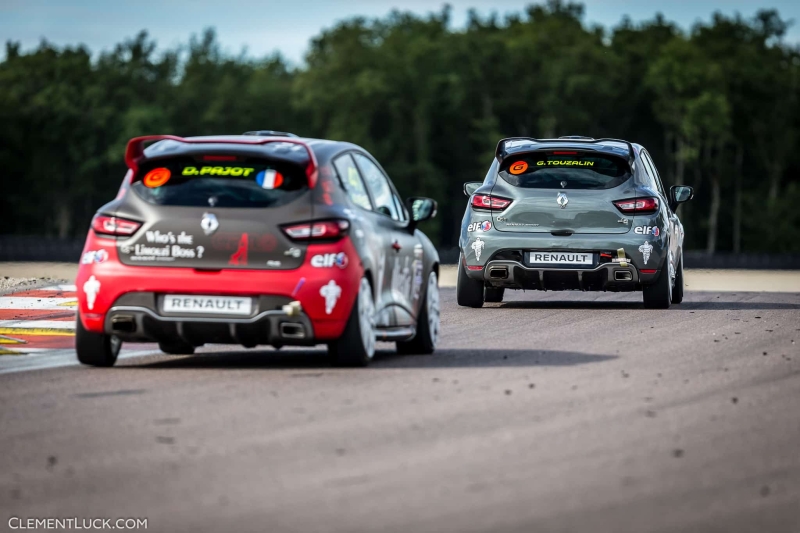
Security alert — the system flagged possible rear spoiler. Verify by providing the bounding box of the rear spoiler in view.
[124,135,319,188]
[495,137,635,166]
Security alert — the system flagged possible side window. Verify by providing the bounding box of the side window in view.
[638,151,659,192]
[333,154,372,211]
[391,193,407,222]
[353,153,400,221]
[642,150,668,198]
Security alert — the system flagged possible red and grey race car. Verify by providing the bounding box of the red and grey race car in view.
[76,131,440,367]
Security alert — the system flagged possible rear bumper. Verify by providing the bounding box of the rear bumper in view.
[459,228,668,289]
[105,303,316,346]
[76,236,362,344]
[480,259,654,291]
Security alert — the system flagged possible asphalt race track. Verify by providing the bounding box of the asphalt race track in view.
[1,288,799,533]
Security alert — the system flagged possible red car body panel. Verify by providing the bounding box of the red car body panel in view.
[76,232,363,341]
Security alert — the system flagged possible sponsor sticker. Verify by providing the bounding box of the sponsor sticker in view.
[145,230,194,245]
[228,234,249,266]
[81,250,108,264]
[509,161,528,175]
[467,221,492,232]
[391,256,412,298]
[310,252,349,269]
[83,275,100,310]
[470,237,485,261]
[284,247,302,258]
[639,241,653,264]
[143,167,171,188]
[320,280,342,315]
[634,226,660,237]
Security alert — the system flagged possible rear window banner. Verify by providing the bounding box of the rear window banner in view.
[500,153,629,190]
[132,159,306,208]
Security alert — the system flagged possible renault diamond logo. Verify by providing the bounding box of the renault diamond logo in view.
[201,213,219,235]
[556,192,569,209]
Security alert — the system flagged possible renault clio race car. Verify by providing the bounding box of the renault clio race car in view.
[76,131,440,367]
[457,136,693,309]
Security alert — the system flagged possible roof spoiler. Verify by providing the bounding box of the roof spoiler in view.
[124,135,319,188]
[495,137,635,165]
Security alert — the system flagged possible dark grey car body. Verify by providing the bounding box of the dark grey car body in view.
[94,134,439,347]
[458,137,693,308]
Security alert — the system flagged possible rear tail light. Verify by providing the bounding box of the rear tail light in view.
[282,219,350,241]
[471,194,512,211]
[91,215,142,236]
[613,197,659,215]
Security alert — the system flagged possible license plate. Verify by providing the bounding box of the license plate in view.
[162,295,253,315]
[527,252,593,266]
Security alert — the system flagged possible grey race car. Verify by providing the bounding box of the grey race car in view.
[457,136,694,309]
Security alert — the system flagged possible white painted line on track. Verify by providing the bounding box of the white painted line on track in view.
[0,297,78,309]
[38,285,77,292]
[0,348,158,375]
[0,320,76,330]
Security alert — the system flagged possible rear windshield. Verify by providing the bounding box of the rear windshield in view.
[499,153,630,189]
[132,157,307,208]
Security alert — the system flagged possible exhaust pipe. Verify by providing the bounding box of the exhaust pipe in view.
[615,271,633,281]
[489,267,508,279]
[110,315,136,333]
[279,322,306,339]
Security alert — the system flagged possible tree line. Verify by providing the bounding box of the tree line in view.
[1,1,798,252]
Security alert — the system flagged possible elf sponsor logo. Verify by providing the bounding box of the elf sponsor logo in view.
[467,221,492,232]
[634,226,660,236]
[311,252,348,269]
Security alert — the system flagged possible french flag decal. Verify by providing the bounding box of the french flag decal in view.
[256,169,284,189]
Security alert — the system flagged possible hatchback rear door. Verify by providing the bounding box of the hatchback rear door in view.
[115,143,314,270]
[491,151,635,235]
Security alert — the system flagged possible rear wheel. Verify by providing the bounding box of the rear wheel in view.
[328,277,376,367]
[484,287,505,303]
[671,252,684,304]
[643,258,672,309]
[76,314,121,367]
[457,255,484,308]
[397,271,440,355]
[158,341,195,355]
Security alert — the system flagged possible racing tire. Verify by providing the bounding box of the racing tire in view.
[397,270,440,355]
[484,287,505,303]
[457,255,484,308]
[671,252,684,304]
[158,341,195,355]
[643,260,672,309]
[76,314,121,367]
[328,276,376,367]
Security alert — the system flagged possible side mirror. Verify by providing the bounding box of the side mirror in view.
[669,185,694,211]
[463,182,482,196]
[405,197,437,228]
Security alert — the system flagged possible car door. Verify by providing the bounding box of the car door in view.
[641,149,681,271]
[352,152,417,327]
